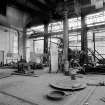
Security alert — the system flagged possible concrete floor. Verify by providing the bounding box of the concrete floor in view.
[0,68,105,105]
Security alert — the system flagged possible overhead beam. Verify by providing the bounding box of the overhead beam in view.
[28,24,105,38]
[8,0,48,16]
[38,0,46,4]
[29,0,50,11]
[44,0,55,8]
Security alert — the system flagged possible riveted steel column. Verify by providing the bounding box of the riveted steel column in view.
[43,23,48,63]
[93,32,96,62]
[22,28,26,60]
[18,28,26,60]
[81,16,88,64]
[63,10,69,72]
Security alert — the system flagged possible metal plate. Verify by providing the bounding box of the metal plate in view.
[50,79,86,91]
[47,91,65,100]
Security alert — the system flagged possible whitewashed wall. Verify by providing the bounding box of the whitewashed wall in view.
[26,39,33,62]
[0,26,17,63]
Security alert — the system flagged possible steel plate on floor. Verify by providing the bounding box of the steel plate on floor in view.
[47,91,65,100]
[50,79,86,91]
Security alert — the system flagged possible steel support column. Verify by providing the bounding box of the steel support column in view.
[81,16,88,64]
[23,28,26,60]
[93,32,96,62]
[63,10,69,72]
[18,28,26,60]
[43,23,48,63]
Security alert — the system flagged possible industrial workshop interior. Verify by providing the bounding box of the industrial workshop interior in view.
[1,0,105,105]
